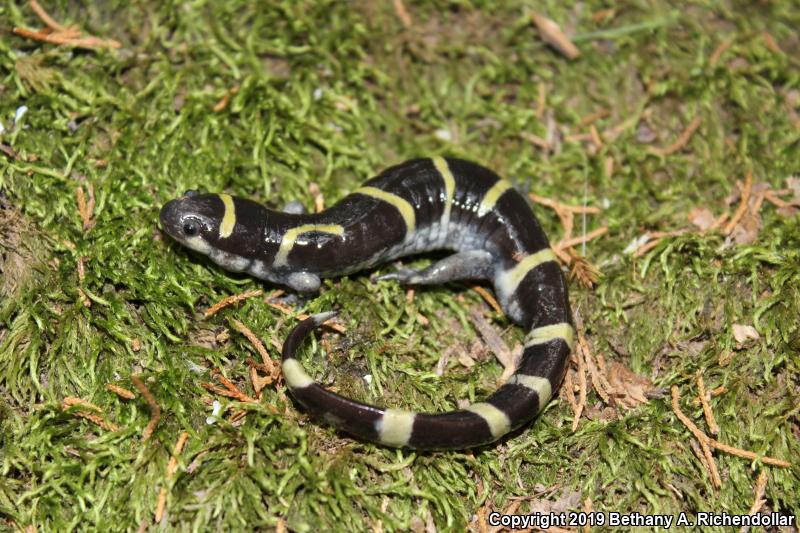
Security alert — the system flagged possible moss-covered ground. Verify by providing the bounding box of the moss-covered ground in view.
[1,1,798,531]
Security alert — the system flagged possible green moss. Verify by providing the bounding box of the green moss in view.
[1,0,798,530]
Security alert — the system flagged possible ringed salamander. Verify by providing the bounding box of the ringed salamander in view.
[160,157,574,450]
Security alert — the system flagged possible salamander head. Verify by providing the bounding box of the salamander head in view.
[160,191,268,271]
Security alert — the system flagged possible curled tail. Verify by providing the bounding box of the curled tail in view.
[281,311,574,450]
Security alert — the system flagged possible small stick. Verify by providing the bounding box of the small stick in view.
[470,285,504,316]
[632,230,688,258]
[520,132,550,149]
[30,0,68,32]
[580,333,611,404]
[763,190,789,208]
[695,371,719,434]
[583,498,592,533]
[106,383,136,400]
[132,375,161,441]
[604,156,614,178]
[671,386,721,487]
[531,12,580,59]
[564,370,578,421]
[573,338,587,431]
[212,86,239,112]
[580,108,609,126]
[392,0,413,28]
[739,471,768,533]
[709,439,790,468]
[535,83,547,118]
[709,38,734,67]
[75,185,91,230]
[204,289,263,318]
[708,212,729,231]
[761,32,782,54]
[673,386,791,469]
[266,302,347,333]
[155,431,189,524]
[556,226,608,251]
[589,124,603,149]
[692,385,727,405]
[212,370,258,403]
[230,318,275,373]
[13,26,120,49]
[529,194,601,214]
[468,309,513,369]
[647,116,702,157]
[62,397,119,432]
[308,182,325,213]
[63,396,103,412]
[724,171,753,235]
[77,256,86,281]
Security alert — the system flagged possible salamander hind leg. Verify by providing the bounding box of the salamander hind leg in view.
[282,200,308,214]
[378,250,495,285]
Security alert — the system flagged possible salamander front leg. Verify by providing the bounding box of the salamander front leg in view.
[286,271,321,293]
[378,250,495,285]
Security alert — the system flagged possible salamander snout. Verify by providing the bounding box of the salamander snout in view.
[159,194,221,254]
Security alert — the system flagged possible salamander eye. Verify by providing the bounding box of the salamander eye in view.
[182,220,200,236]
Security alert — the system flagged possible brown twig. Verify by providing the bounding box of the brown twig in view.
[30,0,69,32]
[692,385,727,405]
[573,339,587,431]
[556,226,608,251]
[724,171,753,235]
[230,318,275,372]
[761,32,782,55]
[529,194,601,215]
[564,370,578,422]
[580,108,609,126]
[589,124,603,149]
[528,192,604,284]
[671,386,721,488]
[75,183,95,231]
[308,182,325,213]
[266,302,347,333]
[211,370,257,403]
[632,230,688,257]
[155,431,189,524]
[14,5,121,51]
[580,333,612,404]
[392,0,413,28]
[710,439,790,468]
[132,375,161,441]
[468,309,513,369]
[695,371,719,435]
[531,12,580,59]
[672,386,791,478]
[740,471,768,533]
[212,86,239,112]
[204,289,263,318]
[647,116,702,157]
[536,83,547,118]
[709,38,734,67]
[470,285,504,315]
[62,396,119,432]
[106,383,135,400]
